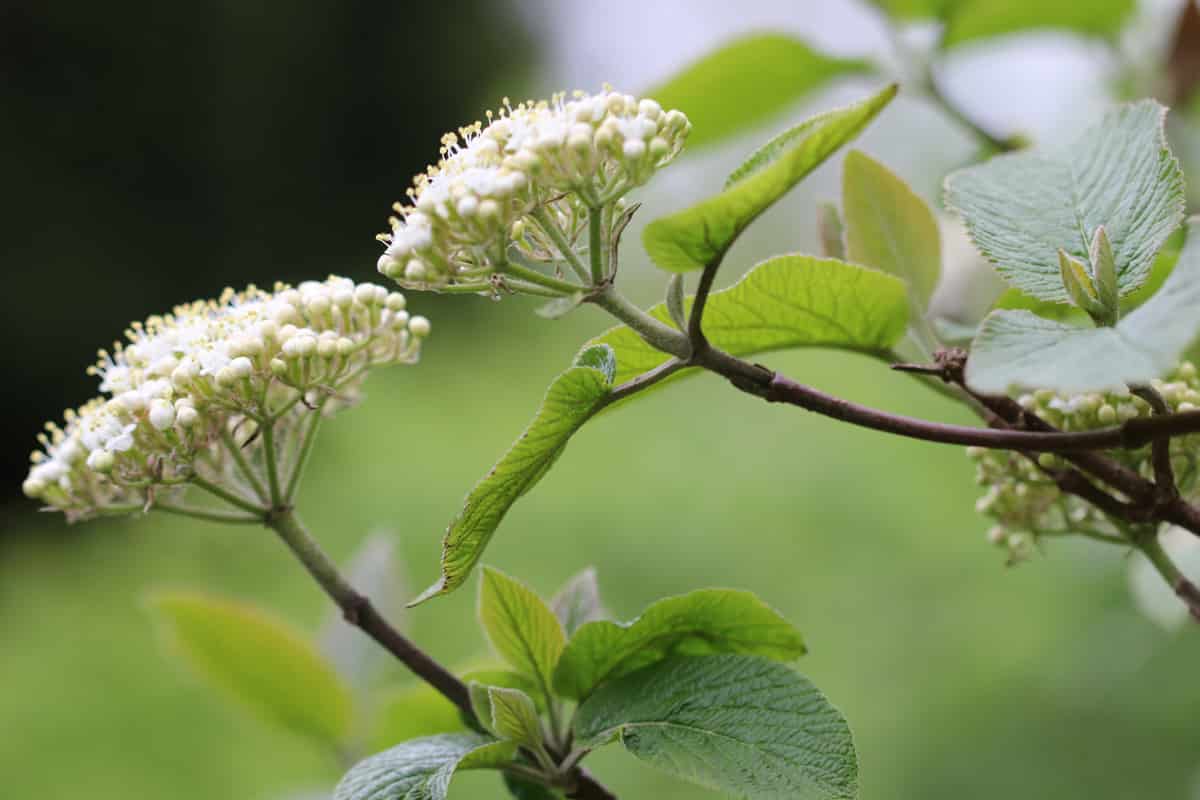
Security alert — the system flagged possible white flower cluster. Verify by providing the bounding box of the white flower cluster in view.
[24,276,429,520]
[969,362,1200,562]
[376,87,690,292]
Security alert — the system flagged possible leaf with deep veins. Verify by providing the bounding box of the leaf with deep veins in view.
[967,220,1200,393]
[946,100,1184,304]
[574,655,857,800]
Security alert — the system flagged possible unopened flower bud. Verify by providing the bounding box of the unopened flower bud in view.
[148,399,175,430]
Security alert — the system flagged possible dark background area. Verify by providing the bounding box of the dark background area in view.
[0,0,529,506]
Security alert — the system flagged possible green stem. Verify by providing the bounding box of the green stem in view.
[588,208,605,283]
[261,419,283,507]
[590,288,690,358]
[219,428,268,502]
[190,476,268,516]
[286,405,325,504]
[531,206,591,283]
[155,502,263,524]
[503,261,581,295]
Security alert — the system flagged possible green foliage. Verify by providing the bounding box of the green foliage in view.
[645,33,871,150]
[370,684,465,752]
[842,149,941,310]
[941,0,1136,48]
[967,222,1200,393]
[643,85,897,273]
[148,591,353,748]
[945,100,1184,303]
[334,733,516,800]
[869,0,1134,47]
[574,654,857,800]
[413,346,617,603]
[503,774,561,799]
[553,588,806,701]
[590,255,910,386]
[549,567,607,636]
[472,685,544,750]
[478,567,566,698]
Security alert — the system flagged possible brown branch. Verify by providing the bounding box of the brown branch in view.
[268,509,617,798]
[687,346,1200,538]
[1131,385,1179,502]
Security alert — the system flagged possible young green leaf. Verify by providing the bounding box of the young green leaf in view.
[645,33,872,150]
[553,588,806,701]
[334,733,516,800]
[479,567,566,698]
[1090,225,1119,322]
[483,686,544,751]
[945,100,1184,303]
[461,668,547,710]
[589,254,909,387]
[1057,248,1107,320]
[643,85,897,273]
[967,220,1200,393]
[941,0,1135,49]
[412,346,616,604]
[550,566,608,636]
[574,655,857,800]
[843,150,941,310]
[148,591,353,747]
[370,683,465,752]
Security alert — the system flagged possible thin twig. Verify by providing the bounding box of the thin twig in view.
[1131,385,1178,501]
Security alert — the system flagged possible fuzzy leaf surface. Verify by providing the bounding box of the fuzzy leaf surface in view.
[479,567,566,697]
[554,588,805,701]
[967,220,1200,393]
[413,347,616,604]
[334,733,516,800]
[574,655,857,800]
[945,100,1183,303]
[644,85,897,273]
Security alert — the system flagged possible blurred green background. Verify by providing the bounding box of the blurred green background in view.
[5,1,1200,798]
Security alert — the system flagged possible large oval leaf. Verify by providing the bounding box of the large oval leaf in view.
[149,591,353,746]
[574,654,857,800]
[945,100,1184,303]
[966,220,1200,393]
[643,85,897,273]
[553,588,806,701]
[590,254,909,387]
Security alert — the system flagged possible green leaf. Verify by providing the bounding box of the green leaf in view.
[842,149,941,309]
[644,85,897,273]
[550,567,608,636]
[370,683,464,752]
[460,668,546,710]
[553,588,806,701]
[413,346,616,604]
[484,686,544,750]
[966,220,1200,393]
[148,591,353,746]
[334,733,516,800]
[945,100,1184,303]
[941,0,1136,49]
[478,567,566,697]
[574,655,857,800]
[588,254,909,387]
[646,33,872,150]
